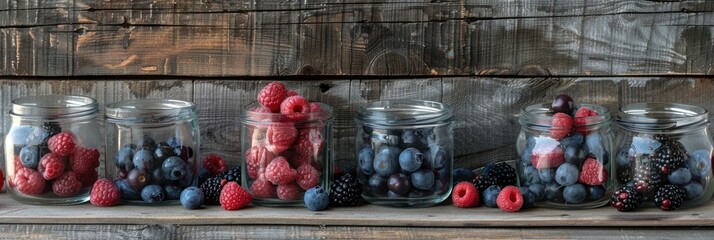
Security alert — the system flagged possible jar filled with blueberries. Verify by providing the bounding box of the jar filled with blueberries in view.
[105,99,200,205]
[517,95,614,209]
[356,99,453,207]
[4,95,102,205]
[611,103,714,212]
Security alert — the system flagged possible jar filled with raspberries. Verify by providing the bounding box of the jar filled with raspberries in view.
[355,99,454,207]
[4,95,102,205]
[612,103,713,212]
[517,95,614,209]
[240,82,333,206]
[105,99,200,205]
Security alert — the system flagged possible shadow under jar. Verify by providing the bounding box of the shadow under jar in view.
[105,99,200,205]
[4,95,101,205]
[517,103,614,209]
[356,99,454,208]
[614,103,714,209]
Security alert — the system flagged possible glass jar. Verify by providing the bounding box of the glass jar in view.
[516,103,614,209]
[4,95,101,205]
[105,99,200,205]
[240,102,333,207]
[614,103,713,208]
[355,99,454,207]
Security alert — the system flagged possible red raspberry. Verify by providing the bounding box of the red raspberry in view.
[280,96,311,122]
[530,138,565,170]
[78,169,99,188]
[203,154,228,176]
[497,186,524,212]
[47,132,76,156]
[220,181,253,210]
[69,146,100,174]
[250,178,277,198]
[550,113,573,140]
[257,81,288,112]
[286,90,298,97]
[38,153,66,180]
[276,182,302,200]
[265,123,298,154]
[250,126,267,148]
[579,158,607,185]
[265,156,297,185]
[287,152,311,169]
[249,106,282,122]
[452,182,480,208]
[13,155,22,173]
[90,178,120,207]
[295,128,324,160]
[574,107,599,135]
[52,171,82,197]
[309,102,322,113]
[296,164,321,190]
[14,168,46,195]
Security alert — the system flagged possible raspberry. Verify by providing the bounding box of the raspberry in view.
[574,107,599,135]
[287,151,311,169]
[250,178,277,198]
[295,128,324,159]
[249,106,282,122]
[530,138,565,170]
[496,186,524,212]
[309,103,322,113]
[38,153,66,180]
[265,123,298,154]
[296,164,321,190]
[280,96,311,121]
[277,182,302,200]
[452,182,480,208]
[265,156,297,185]
[246,146,275,180]
[69,146,100,174]
[257,81,288,112]
[78,169,99,188]
[550,113,573,140]
[579,158,607,185]
[90,178,120,207]
[14,167,46,195]
[220,181,253,210]
[286,90,298,97]
[13,155,22,173]
[52,171,82,197]
[202,154,228,176]
[47,132,76,156]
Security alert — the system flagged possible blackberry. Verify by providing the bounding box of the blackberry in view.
[472,175,494,193]
[329,174,362,207]
[199,177,223,205]
[610,185,641,212]
[481,162,516,187]
[632,158,662,199]
[654,184,685,211]
[219,167,241,184]
[42,122,61,139]
[651,140,686,174]
[617,166,633,183]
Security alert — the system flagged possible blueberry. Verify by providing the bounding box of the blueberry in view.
[520,147,533,167]
[358,147,375,175]
[141,184,166,203]
[116,145,136,171]
[483,185,501,208]
[585,132,605,160]
[115,179,141,200]
[373,149,399,177]
[684,182,704,200]
[520,186,536,208]
[616,147,634,167]
[152,168,166,185]
[368,175,388,194]
[7,125,35,145]
[687,150,711,179]
[538,168,556,184]
[132,149,155,171]
[545,182,564,202]
[162,156,187,181]
[137,135,157,152]
[128,169,149,191]
[563,184,586,204]
[523,166,541,185]
[388,173,411,195]
[154,142,175,163]
[180,187,204,209]
[164,185,183,200]
[668,168,692,185]
[564,145,586,166]
[588,185,605,201]
[304,186,329,211]
[410,169,435,190]
[425,145,447,170]
[19,145,39,168]
[555,163,579,186]
[561,133,584,148]
[401,129,427,149]
[452,168,476,184]
[399,148,424,173]
[166,136,183,148]
[631,135,661,156]
[174,146,194,161]
[528,183,545,201]
[175,169,195,188]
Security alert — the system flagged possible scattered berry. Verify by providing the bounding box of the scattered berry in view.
[330,174,363,207]
[452,182,479,208]
[654,184,685,211]
[202,154,228,177]
[277,182,302,200]
[265,157,297,185]
[180,187,205,209]
[220,182,252,210]
[452,168,476,184]
[280,95,311,121]
[90,179,120,207]
[199,176,224,205]
[483,185,501,208]
[219,167,242,184]
[52,171,82,197]
[304,186,329,211]
[38,153,65,180]
[550,113,573,140]
[258,81,288,112]
[496,186,523,212]
[610,185,641,212]
[47,132,76,156]
[69,146,100,174]
[578,158,607,186]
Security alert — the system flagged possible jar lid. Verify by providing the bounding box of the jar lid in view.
[356,99,453,127]
[105,99,196,123]
[10,95,98,119]
[616,102,709,133]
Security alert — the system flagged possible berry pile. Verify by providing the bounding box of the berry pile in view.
[519,95,609,205]
[612,134,710,211]
[112,134,196,203]
[453,162,532,212]
[244,81,328,202]
[7,123,100,198]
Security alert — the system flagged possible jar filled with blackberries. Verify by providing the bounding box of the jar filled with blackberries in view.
[611,103,713,212]
[105,99,200,205]
[516,95,614,209]
[355,99,454,207]
[4,95,102,205]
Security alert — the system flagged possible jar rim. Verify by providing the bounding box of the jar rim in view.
[105,99,196,123]
[10,95,98,119]
[616,102,709,132]
[519,103,611,130]
[240,102,334,124]
[356,99,453,127]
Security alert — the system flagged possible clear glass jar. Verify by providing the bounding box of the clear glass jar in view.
[614,103,713,208]
[240,102,333,207]
[105,99,200,205]
[516,103,614,209]
[4,95,101,205]
[355,99,454,207]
